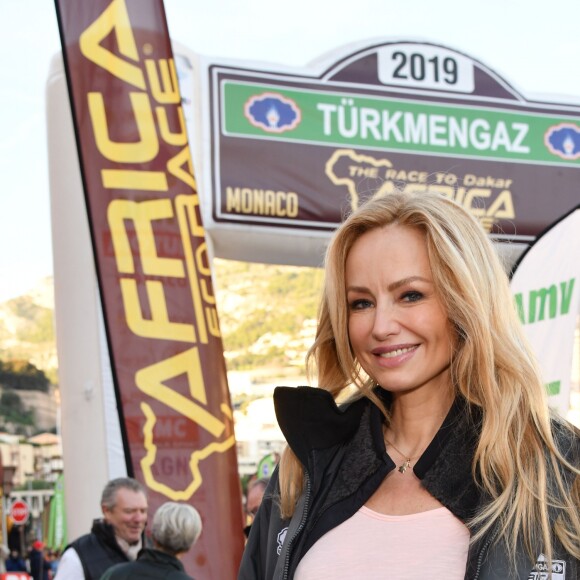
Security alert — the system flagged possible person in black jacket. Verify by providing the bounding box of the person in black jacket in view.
[239,191,580,579]
[100,501,203,580]
[29,541,50,580]
[55,477,148,580]
[5,549,27,572]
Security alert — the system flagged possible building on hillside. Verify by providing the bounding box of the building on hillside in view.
[28,432,63,483]
[0,432,63,486]
[0,432,64,546]
[0,433,34,486]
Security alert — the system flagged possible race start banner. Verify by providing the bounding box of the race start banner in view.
[53,1,245,577]
[510,205,580,418]
[195,40,580,266]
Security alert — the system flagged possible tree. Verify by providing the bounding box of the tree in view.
[0,360,50,392]
[0,390,35,426]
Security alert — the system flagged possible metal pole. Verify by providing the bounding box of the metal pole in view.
[19,524,25,557]
[1,492,5,548]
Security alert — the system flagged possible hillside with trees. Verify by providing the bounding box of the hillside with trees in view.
[213,258,324,371]
[0,262,324,432]
[0,277,57,383]
[0,360,55,435]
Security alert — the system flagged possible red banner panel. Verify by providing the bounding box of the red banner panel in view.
[53,1,245,576]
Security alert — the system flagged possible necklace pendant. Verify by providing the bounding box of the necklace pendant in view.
[398,459,411,474]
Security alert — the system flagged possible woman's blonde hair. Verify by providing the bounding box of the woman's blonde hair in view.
[279,190,580,565]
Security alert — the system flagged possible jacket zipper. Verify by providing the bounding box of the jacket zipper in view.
[281,475,312,580]
[473,528,498,580]
[473,538,491,580]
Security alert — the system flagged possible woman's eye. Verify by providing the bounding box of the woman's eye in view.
[349,299,372,310]
[402,291,423,302]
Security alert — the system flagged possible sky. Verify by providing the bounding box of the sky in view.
[2,0,580,303]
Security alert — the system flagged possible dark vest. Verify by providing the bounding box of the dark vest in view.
[68,519,129,580]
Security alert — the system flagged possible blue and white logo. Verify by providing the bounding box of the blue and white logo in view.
[244,93,301,133]
[544,123,580,160]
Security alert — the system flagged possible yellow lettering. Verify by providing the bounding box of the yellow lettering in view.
[166,146,197,190]
[145,58,180,104]
[89,92,158,162]
[121,278,196,342]
[223,187,299,217]
[464,188,491,216]
[287,192,299,217]
[136,348,224,435]
[195,244,220,338]
[157,106,188,146]
[108,198,184,276]
[486,190,515,219]
[205,308,220,338]
[265,190,275,214]
[276,192,285,216]
[226,187,240,212]
[102,169,168,191]
[176,196,208,343]
[79,0,145,89]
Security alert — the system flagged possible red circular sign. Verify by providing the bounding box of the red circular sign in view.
[10,500,30,524]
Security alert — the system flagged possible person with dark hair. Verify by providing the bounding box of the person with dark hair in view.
[47,549,61,577]
[239,191,580,579]
[100,502,202,580]
[29,541,50,580]
[55,477,148,580]
[244,477,270,538]
[5,549,27,572]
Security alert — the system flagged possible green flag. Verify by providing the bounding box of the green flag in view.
[256,453,278,478]
[47,474,67,551]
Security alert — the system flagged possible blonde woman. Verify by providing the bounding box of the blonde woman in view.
[238,191,580,579]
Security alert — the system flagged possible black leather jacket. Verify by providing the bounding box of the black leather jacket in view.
[239,386,579,580]
[100,549,193,580]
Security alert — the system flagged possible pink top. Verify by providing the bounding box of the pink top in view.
[294,506,470,579]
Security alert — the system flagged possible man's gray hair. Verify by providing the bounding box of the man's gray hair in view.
[101,477,147,510]
[151,502,202,555]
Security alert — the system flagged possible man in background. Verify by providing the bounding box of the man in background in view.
[243,477,270,538]
[101,502,202,580]
[55,477,148,580]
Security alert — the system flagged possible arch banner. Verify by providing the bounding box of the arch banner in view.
[195,40,580,268]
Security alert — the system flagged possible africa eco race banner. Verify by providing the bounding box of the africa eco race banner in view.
[510,205,580,418]
[53,1,245,577]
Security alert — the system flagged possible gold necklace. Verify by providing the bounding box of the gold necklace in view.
[384,438,420,474]
[383,407,449,474]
